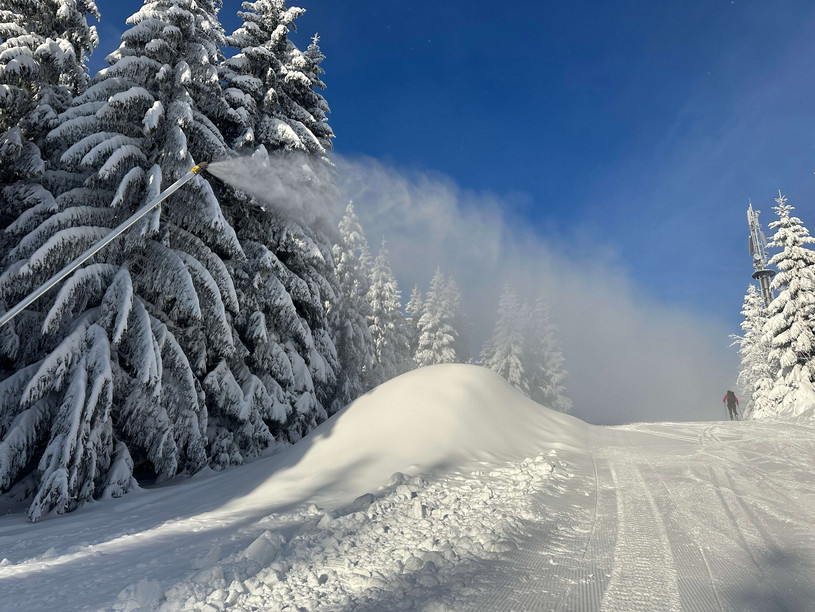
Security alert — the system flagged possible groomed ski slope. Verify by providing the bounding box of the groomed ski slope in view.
[1,364,814,610]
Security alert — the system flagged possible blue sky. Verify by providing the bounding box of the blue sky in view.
[88,1,815,420]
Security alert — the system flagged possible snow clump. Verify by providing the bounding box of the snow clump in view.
[121,452,562,611]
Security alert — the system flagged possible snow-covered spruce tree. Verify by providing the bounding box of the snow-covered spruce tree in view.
[481,285,530,395]
[331,202,374,408]
[760,192,815,417]
[415,267,460,366]
[280,33,334,154]
[263,207,342,433]
[0,0,270,520]
[733,284,774,419]
[219,150,342,441]
[0,0,98,134]
[367,240,411,385]
[404,285,423,362]
[222,0,315,156]
[218,0,340,439]
[0,0,99,304]
[527,292,572,412]
[445,273,470,364]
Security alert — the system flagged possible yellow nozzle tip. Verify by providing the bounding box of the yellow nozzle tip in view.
[191,162,209,174]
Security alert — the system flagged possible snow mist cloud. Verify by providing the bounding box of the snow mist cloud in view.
[334,155,738,425]
[207,149,341,228]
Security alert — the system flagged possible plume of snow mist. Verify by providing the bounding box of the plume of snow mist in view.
[333,155,738,426]
[206,147,341,227]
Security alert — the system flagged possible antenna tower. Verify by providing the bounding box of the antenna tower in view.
[747,201,775,308]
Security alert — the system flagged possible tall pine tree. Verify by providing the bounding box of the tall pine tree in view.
[481,285,529,394]
[733,284,773,419]
[445,274,470,364]
[367,240,411,385]
[527,292,572,413]
[405,285,423,362]
[331,203,374,407]
[415,267,460,366]
[219,0,340,440]
[762,192,815,417]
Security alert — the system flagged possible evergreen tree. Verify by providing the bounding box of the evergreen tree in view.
[444,274,470,363]
[415,267,459,366]
[405,285,423,361]
[0,0,99,283]
[527,293,572,412]
[367,240,411,385]
[219,0,340,439]
[331,203,374,407]
[222,1,307,153]
[733,284,774,419]
[481,285,529,394]
[0,0,253,520]
[280,33,334,155]
[762,192,815,417]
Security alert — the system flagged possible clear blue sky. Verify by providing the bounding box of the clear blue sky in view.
[91,0,815,334]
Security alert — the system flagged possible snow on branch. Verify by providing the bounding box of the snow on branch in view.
[110,165,145,208]
[41,263,118,334]
[96,144,147,182]
[18,225,110,278]
[168,225,239,313]
[140,240,202,322]
[176,250,234,357]
[9,206,116,261]
[60,131,115,166]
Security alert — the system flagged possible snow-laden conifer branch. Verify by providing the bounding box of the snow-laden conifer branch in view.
[41,263,118,334]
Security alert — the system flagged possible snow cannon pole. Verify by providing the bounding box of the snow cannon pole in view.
[0,162,210,330]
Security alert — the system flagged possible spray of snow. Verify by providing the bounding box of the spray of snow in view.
[333,155,738,425]
[206,147,341,227]
[205,149,737,424]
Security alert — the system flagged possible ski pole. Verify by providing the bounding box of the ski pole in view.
[0,163,209,330]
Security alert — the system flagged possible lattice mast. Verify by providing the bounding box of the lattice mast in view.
[747,201,775,308]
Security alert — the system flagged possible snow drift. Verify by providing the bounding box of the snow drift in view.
[223,363,589,513]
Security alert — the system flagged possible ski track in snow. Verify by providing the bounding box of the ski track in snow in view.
[3,420,815,610]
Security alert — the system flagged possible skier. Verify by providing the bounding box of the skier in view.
[723,390,739,421]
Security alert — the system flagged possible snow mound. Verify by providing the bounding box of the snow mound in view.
[228,364,588,512]
[322,363,586,463]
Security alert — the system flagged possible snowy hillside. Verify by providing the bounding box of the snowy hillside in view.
[2,364,815,611]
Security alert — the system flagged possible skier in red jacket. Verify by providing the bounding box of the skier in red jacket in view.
[723,390,739,421]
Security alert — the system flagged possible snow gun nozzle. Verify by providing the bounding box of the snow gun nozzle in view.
[190,161,209,174]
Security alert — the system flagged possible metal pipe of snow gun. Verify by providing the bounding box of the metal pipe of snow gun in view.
[0,162,210,330]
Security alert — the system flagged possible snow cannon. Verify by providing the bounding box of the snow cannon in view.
[0,162,211,329]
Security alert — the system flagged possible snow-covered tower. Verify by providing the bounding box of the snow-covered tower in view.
[747,202,775,308]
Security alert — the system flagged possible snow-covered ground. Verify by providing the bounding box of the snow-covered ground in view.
[1,364,814,610]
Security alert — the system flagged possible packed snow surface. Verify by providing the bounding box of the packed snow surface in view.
[2,364,815,610]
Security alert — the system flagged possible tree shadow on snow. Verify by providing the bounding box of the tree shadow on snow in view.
[729,548,815,612]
